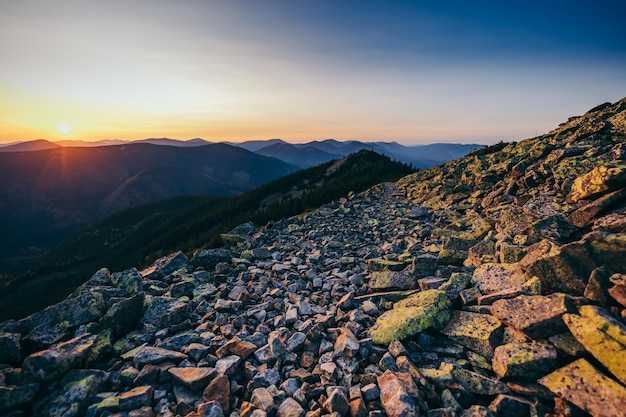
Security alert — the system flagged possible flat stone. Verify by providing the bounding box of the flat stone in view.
[579,304,626,346]
[490,294,575,339]
[563,313,626,385]
[370,269,415,290]
[539,358,626,417]
[368,258,406,272]
[451,365,510,396]
[471,263,528,295]
[22,333,98,382]
[169,367,216,390]
[492,342,558,379]
[215,336,257,359]
[133,346,187,367]
[370,290,451,345]
[119,385,153,411]
[202,374,230,414]
[140,250,191,279]
[441,310,503,358]
[568,187,626,227]
[377,370,419,417]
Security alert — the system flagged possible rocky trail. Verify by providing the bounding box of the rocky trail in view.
[1,98,626,417]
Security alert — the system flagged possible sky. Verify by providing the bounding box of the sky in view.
[1,0,625,145]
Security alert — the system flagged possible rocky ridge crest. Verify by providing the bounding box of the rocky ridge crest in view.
[1,98,626,417]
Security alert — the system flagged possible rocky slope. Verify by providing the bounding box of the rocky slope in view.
[1,98,626,417]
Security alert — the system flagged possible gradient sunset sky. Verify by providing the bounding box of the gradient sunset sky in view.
[1,1,625,145]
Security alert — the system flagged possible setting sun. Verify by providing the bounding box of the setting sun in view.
[57,123,71,135]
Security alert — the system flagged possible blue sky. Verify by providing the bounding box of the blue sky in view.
[1,0,625,144]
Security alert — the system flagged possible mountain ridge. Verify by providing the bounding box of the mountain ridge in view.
[1,98,625,416]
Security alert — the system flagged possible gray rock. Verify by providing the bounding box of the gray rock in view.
[132,346,187,367]
[140,250,191,280]
[22,333,98,382]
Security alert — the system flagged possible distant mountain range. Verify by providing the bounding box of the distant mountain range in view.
[0,142,295,270]
[0,138,484,169]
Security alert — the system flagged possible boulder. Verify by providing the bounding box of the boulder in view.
[132,346,187,367]
[370,290,451,345]
[441,310,503,358]
[471,263,528,295]
[492,342,558,379]
[566,164,626,203]
[32,369,106,417]
[491,294,575,340]
[169,367,216,390]
[140,250,192,279]
[22,333,98,382]
[539,359,626,417]
[563,313,626,384]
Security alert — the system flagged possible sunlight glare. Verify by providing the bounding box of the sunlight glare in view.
[57,123,72,134]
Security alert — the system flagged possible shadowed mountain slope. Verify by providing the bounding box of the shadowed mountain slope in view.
[0,150,415,320]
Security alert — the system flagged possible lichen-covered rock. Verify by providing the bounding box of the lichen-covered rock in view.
[0,383,39,414]
[568,187,626,227]
[539,359,626,417]
[566,164,626,203]
[102,292,144,338]
[492,342,558,379]
[579,304,626,346]
[370,290,451,345]
[369,269,415,290]
[563,313,626,384]
[32,369,106,417]
[191,247,235,269]
[22,333,98,382]
[584,231,626,273]
[368,258,406,272]
[490,293,575,339]
[471,263,528,295]
[111,267,144,295]
[451,365,510,396]
[520,241,593,295]
[441,310,503,358]
[141,296,190,329]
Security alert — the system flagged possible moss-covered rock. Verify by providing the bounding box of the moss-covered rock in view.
[369,270,415,290]
[22,333,98,382]
[539,359,626,417]
[368,258,406,272]
[32,369,106,417]
[563,313,626,385]
[0,383,39,414]
[370,290,451,345]
[492,342,558,379]
[441,310,503,359]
